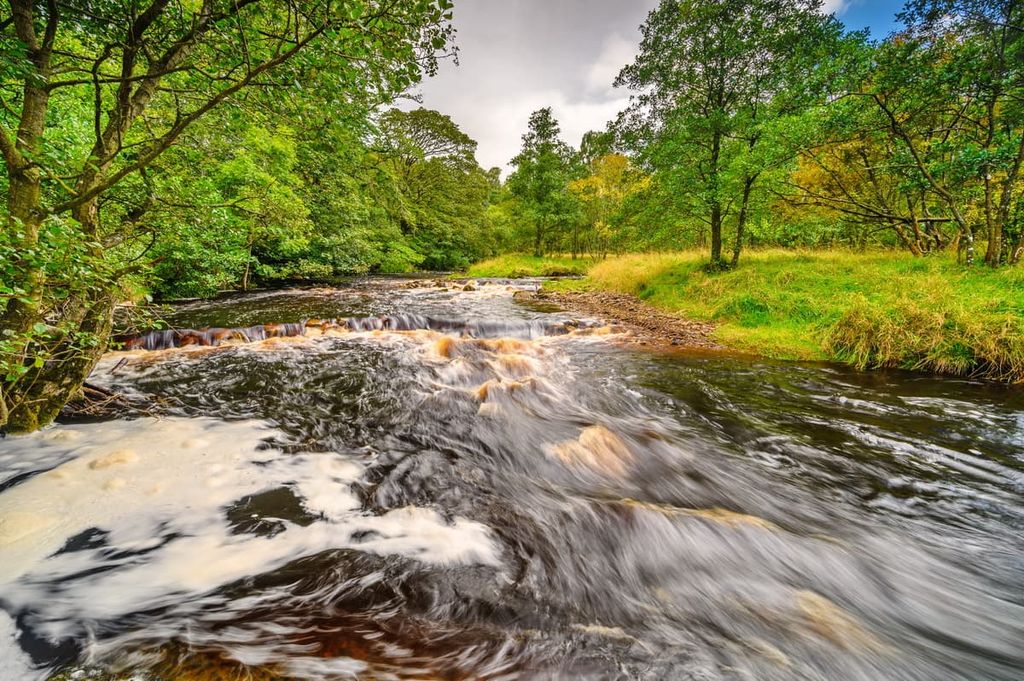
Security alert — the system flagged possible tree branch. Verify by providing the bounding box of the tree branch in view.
[50,19,333,215]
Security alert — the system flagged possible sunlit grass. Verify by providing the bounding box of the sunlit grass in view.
[472,249,1024,381]
[463,254,594,278]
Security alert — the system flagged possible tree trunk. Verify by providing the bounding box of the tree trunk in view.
[963,225,976,266]
[242,239,255,291]
[708,129,724,267]
[710,203,723,266]
[1,173,46,337]
[984,173,1000,266]
[994,134,1024,266]
[731,176,755,268]
[533,218,544,257]
[1,0,55,339]
[894,220,923,256]
[4,293,116,433]
[4,193,116,433]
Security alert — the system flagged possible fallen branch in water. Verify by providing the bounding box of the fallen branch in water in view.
[59,382,171,422]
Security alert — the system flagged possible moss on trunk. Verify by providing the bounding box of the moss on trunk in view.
[3,294,115,433]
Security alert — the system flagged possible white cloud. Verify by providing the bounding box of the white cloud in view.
[429,88,628,175]
[585,33,638,96]
[820,0,849,15]
[406,0,657,175]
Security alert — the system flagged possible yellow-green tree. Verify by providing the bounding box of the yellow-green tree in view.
[568,154,648,257]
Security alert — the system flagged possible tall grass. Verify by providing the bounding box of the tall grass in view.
[824,296,1024,381]
[481,249,1024,382]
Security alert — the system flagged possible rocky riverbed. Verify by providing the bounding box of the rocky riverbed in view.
[525,289,722,351]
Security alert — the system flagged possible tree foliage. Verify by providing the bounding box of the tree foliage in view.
[506,108,580,257]
[0,0,454,431]
[615,0,851,268]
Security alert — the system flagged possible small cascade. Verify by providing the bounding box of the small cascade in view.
[337,314,587,338]
[116,322,307,351]
[117,316,595,350]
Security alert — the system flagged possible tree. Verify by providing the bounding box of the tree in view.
[615,0,850,268]
[866,0,1023,265]
[578,129,616,167]
[569,153,648,257]
[789,125,963,255]
[375,107,495,268]
[507,108,579,257]
[786,0,1023,265]
[0,0,453,432]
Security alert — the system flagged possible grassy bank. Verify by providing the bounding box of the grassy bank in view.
[464,254,594,278]
[471,250,1024,382]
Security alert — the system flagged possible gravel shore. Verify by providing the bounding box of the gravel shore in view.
[530,289,723,351]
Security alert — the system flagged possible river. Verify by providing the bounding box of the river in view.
[1,279,1022,680]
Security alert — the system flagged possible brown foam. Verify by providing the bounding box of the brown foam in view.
[474,378,534,401]
[795,590,888,652]
[491,353,539,378]
[617,499,778,531]
[548,426,633,477]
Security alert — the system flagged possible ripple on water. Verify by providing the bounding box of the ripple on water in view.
[3,281,1024,680]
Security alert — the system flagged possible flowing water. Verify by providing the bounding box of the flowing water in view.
[1,280,1022,680]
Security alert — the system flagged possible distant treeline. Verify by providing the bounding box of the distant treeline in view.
[500,0,1023,270]
[140,105,505,298]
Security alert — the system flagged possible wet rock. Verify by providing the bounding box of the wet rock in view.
[547,425,634,477]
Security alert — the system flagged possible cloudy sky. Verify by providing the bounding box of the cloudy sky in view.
[407,1,904,175]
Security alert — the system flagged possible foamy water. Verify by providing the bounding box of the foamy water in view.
[0,416,501,678]
[2,280,1022,680]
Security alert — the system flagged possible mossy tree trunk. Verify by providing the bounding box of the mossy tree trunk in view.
[708,128,724,268]
[4,294,115,432]
[732,174,757,268]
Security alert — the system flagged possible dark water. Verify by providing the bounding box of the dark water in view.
[1,280,1022,680]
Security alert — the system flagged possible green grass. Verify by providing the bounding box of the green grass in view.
[463,254,594,278]
[474,250,1024,382]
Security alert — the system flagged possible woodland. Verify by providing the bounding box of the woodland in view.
[1,0,1022,430]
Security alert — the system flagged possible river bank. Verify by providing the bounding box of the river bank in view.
[466,250,1024,383]
[527,289,722,351]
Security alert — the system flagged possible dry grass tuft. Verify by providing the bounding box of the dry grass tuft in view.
[825,296,1024,382]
